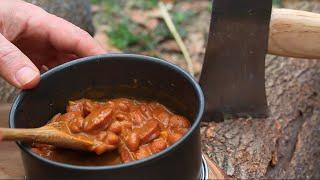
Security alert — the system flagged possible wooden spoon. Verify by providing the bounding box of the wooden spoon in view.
[0,121,116,154]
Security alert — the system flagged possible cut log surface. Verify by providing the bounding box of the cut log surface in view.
[202,56,320,179]
[201,2,320,179]
[0,104,25,179]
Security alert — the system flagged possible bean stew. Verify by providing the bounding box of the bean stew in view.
[31,98,191,166]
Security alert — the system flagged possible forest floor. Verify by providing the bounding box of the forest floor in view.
[91,0,284,78]
[91,0,222,79]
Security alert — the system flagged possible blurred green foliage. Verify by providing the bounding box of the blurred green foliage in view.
[132,0,158,9]
[107,18,156,51]
[173,10,194,24]
[107,19,139,49]
[91,0,102,4]
[91,0,195,51]
[153,10,193,40]
[272,0,282,6]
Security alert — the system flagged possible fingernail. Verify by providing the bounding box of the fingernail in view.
[15,66,38,86]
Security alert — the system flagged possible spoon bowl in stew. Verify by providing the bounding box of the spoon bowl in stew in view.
[9,54,204,180]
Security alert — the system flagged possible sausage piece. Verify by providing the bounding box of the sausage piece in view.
[137,119,160,144]
[108,121,122,134]
[84,100,104,114]
[104,131,120,145]
[96,131,108,141]
[150,138,167,153]
[67,99,105,117]
[154,111,170,129]
[125,132,140,152]
[119,143,136,163]
[135,144,152,160]
[113,98,130,112]
[83,108,113,131]
[131,110,145,127]
[167,132,183,145]
[57,112,84,133]
[67,100,85,115]
[68,115,84,133]
[168,115,190,128]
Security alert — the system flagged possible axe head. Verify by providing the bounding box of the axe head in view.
[199,0,272,121]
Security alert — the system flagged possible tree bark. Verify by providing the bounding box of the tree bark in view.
[202,2,320,179]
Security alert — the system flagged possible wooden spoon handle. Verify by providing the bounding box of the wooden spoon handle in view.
[269,9,320,59]
[0,127,93,151]
[0,127,45,142]
[0,127,116,153]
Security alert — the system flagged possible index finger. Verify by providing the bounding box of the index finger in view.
[43,14,105,57]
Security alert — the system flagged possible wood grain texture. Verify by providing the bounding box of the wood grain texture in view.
[0,104,10,127]
[0,103,24,179]
[0,142,25,179]
[269,8,320,59]
[0,126,109,152]
[204,154,227,180]
[202,54,320,179]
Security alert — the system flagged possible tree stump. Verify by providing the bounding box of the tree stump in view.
[201,2,320,179]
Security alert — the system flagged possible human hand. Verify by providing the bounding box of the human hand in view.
[0,0,105,89]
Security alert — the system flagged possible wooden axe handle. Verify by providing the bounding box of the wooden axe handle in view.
[269,9,320,59]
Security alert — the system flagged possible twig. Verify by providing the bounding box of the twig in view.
[158,2,194,76]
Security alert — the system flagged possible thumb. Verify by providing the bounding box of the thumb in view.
[0,33,40,89]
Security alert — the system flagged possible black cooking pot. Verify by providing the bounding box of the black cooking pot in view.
[9,54,204,180]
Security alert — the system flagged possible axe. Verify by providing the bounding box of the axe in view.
[200,0,320,121]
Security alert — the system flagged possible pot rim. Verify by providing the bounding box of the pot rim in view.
[9,53,204,171]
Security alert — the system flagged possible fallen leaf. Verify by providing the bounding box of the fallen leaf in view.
[158,40,180,52]
[193,60,202,76]
[129,9,160,30]
[91,5,103,14]
[94,30,121,52]
[161,52,187,70]
[179,1,210,13]
[162,0,176,3]
[186,32,205,56]
[147,9,161,18]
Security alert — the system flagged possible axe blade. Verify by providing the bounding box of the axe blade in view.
[200,0,272,121]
